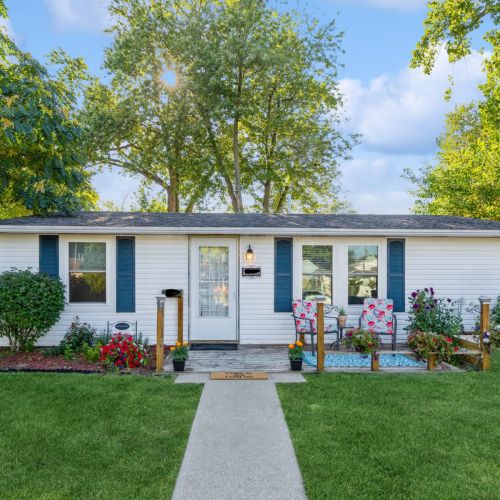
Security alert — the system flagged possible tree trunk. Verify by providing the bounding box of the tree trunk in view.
[263,180,271,213]
[232,113,243,212]
[168,167,179,212]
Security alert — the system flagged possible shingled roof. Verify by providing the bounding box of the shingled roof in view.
[1,212,500,231]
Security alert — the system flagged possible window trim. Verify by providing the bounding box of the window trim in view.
[347,244,379,305]
[60,236,113,307]
[301,243,334,305]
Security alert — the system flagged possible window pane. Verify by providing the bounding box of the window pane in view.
[199,246,229,317]
[348,245,378,275]
[69,242,106,271]
[69,272,106,302]
[348,245,378,304]
[302,245,332,304]
[302,246,332,274]
[348,276,378,304]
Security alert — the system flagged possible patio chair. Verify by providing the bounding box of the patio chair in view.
[292,299,339,354]
[358,298,397,350]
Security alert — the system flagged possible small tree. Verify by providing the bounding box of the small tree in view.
[0,269,65,351]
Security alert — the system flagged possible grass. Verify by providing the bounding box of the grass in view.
[277,353,500,500]
[0,373,202,499]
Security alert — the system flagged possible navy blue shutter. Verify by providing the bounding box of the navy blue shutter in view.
[274,239,293,312]
[116,237,135,313]
[39,235,59,278]
[387,239,405,312]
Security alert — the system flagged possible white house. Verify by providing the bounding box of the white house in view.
[0,212,499,347]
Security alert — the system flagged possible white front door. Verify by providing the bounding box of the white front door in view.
[189,238,238,341]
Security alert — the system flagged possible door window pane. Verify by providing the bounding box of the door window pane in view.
[199,246,229,317]
[348,245,378,304]
[302,245,333,304]
[69,242,106,303]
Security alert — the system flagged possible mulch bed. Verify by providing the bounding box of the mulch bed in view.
[0,347,162,375]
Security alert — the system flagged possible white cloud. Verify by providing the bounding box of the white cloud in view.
[44,0,111,32]
[339,50,486,155]
[339,150,428,214]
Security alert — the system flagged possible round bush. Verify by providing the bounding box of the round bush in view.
[0,268,66,351]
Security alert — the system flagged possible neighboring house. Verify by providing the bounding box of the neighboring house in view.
[0,212,499,347]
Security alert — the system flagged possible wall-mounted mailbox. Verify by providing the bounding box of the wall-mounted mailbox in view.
[162,288,183,298]
[242,266,261,277]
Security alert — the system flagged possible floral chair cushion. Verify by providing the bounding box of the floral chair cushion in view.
[292,299,336,334]
[360,298,394,334]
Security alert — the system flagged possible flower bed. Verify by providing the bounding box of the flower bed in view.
[0,346,159,375]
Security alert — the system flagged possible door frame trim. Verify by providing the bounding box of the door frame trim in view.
[188,235,240,343]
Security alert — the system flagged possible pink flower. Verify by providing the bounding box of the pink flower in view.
[386,304,393,310]
[368,304,376,310]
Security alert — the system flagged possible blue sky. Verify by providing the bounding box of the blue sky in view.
[3,0,486,213]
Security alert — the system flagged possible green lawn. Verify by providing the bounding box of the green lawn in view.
[0,373,202,499]
[278,353,500,500]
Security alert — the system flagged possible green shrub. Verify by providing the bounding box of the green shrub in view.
[82,342,100,363]
[0,268,65,351]
[60,316,97,353]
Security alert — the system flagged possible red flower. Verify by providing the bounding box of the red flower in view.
[454,347,459,352]
[368,321,375,327]
[368,304,375,310]
[445,337,453,343]
[386,304,393,310]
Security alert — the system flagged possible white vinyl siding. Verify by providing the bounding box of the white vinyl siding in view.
[1,232,500,347]
[404,237,500,333]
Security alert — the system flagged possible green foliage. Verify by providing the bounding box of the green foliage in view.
[407,288,463,336]
[408,0,499,220]
[63,343,75,361]
[0,269,65,351]
[82,342,101,363]
[0,7,97,215]
[83,0,354,213]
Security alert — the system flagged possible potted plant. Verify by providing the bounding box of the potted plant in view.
[288,341,304,371]
[337,306,347,328]
[169,342,189,371]
[342,328,380,356]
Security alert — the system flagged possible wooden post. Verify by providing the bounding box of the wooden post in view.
[156,296,166,374]
[427,353,437,371]
[317,299,325,373]
[371,351,380,371]
[478,297,491,354]
[177,292,184,344]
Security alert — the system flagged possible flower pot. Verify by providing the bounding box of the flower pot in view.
[338,315,347,328]
[290,359,303,371]
[173,360,186,372]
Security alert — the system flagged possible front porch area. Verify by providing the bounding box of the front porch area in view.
[163,344,435,373]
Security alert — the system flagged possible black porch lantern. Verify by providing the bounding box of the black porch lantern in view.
[245,244,255,263]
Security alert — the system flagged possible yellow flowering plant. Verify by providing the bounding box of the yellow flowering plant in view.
[169,341,189,361]
[288,341,304,361]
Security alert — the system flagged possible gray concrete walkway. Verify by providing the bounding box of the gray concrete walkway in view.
[172,379,307,500]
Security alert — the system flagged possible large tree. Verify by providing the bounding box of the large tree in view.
[86,0,353,213]
[408,0,499,219]
[0,4,96,216]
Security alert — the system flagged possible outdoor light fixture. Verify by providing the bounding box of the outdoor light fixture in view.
[245,244,255,263]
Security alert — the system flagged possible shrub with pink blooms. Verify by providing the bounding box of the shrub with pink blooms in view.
[99,333,148,370]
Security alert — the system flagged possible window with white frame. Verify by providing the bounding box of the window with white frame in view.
[302,245,333,304]
[348,245,378,304]
[69,242,106,303]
